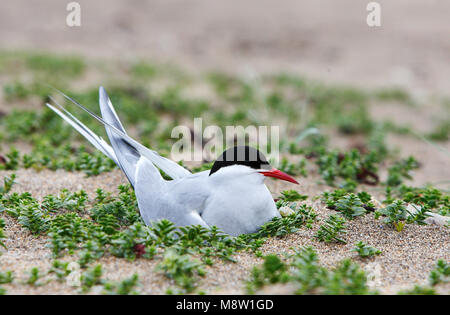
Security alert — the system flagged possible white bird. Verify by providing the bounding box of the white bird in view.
[46,87,299,236]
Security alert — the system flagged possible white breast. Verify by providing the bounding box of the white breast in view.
[200,166,280,236]
[137,163,280,236]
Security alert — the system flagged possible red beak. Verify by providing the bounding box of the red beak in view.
[259,168,299,184]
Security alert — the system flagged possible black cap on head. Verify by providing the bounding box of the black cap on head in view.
[209,146,271,176]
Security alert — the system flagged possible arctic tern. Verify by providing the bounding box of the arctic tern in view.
[46,87,299,236]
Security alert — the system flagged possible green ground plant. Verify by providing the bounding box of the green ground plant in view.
[278,190,308,202]
[48,260,71,282]
[102,273,140,295]
[386,156,420,187]
[0,270,13,294]
[429,260,449,286]
[375,200,408,232]
[156,249,205,293]
[315,215,347,243]
[392,185,449,216]
[0,175,318,293]
[398,259,449,295]
[352,241,381,258]
[80,264,103,292]
[0,270,13,285]
[26,267,41,286]
[247,246,375,295]
[331,193,367,219]
[0,218,6,249]
[0,51,448,294]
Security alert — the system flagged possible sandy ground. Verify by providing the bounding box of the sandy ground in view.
[0,168,449,294]
[0,0,449,95]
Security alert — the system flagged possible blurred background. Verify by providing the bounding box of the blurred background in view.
[1,0,449,93]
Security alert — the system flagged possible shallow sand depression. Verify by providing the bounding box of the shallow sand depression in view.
[0,168,448,295]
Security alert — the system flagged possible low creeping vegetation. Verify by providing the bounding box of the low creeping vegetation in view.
[246,246,376,295]
[0,145,117,176]
[315,215,347,244]
[250,203,317,240]
[386,157,420,187]
[0,270,14,295]
[0,51,438,190]
[26,267,42,286]
[429,260,449,286]
[0,262,140,295]
[247,247,449,295]
[323,185,448,231]
[352,241,381,258]
[386,185,449,217]
[80,264,103,293]
[0,218,6,250]
[277,190,308,203]
[0,177,316,293]
[375,200,409,232]
[102,273,140,295]
[0,174,17,251]
[315,149,380,187]
[374,199,434,232]
[0,52,448,295]
[398,260,449,295]
[322,189,376,217]
[157,249,206,293]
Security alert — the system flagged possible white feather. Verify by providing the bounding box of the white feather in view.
[46,102,118,164]
[47,87,282,236]
[52,86,191,180]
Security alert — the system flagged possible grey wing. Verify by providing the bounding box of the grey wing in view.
[134,157,209,228]
[47,87,205,228]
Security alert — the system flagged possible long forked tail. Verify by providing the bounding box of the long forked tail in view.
[46,87,191,186]
[46,100,118,165]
